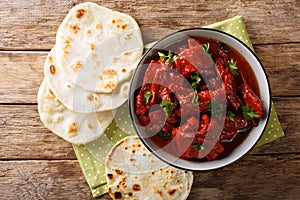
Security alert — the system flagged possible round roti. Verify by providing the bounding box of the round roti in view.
[37,79,114,144]
[55,2,143,93]
[105,136,194,200]
[44,47,130,113]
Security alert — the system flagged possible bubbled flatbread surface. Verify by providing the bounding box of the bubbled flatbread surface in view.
[105,136,194,200]
[37,79,114,144]
[55,2,143,93]
[44,47,130,113]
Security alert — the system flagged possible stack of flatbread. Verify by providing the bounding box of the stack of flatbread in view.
[38,3,194,199]
[38,2,143,144]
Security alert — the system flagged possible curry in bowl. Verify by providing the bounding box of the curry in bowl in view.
[129,28,270,170]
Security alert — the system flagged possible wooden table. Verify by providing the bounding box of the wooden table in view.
[0,0,299,199]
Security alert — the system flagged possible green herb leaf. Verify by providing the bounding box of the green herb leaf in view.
[191,72,201,89]
[158,51,177,67]
[228,58,238,75]
[192,90,199,106]
[158,52,166,60]
[202,43,213,59]
[157,131,172,141]
[207,101,225,118]
[192,143,205,151]
[144,91,152,104]
[190,72,201,106]
[227,111,236,121]
[241,105,260,120]
[160,99,174,118]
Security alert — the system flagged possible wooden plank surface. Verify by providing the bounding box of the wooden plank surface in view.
[0,105,75,160]
[0,0,299,199]
[0,51,45,104]
[0,154,299,199]
[0,0,299,50]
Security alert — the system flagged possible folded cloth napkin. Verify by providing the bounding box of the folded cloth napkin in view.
[72,16,284,197]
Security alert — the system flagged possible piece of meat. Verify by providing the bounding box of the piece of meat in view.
[220,115,250,141]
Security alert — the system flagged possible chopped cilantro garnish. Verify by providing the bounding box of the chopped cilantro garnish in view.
[192,143,205,151]
[158,51,178,67]
[227,111,236,121]
[202,43,213,59]
[160,99,174,118]
[228,58,238,75]
[144,91,152,104]
[190,72,201,106]
[241,105,259,120]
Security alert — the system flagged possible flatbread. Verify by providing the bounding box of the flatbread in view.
[44,47,130,113]
[37,79,114,144]
[55,2,143,93]
[105,136,194,200]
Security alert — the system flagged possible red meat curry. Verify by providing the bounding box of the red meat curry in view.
[135,37,264,161]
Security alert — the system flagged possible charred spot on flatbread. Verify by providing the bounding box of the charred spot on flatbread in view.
[122,85,128,93]
[124,52,132,56]
[125,33,133,40]
[168,189,177,196]
[87,93,98,102]
[76,9,86,19]
[69,24,80,34]
[112,18,128,30]
[71,60,82,72]
[68,122,78,135]
[114,191,122,199]
[96,23,102,29]
[86,29,92,35]
[47,88,55,100]
[115,169,123,175]
[104,81,117,90]
[132,184,141,191]
[90,43,96,50]
[156,190,163,197]
[88,123,94,130]
[107,173,114,180]
[49,65,56,75]
[62,37,72,55]
[103,69,117,78]
[48,56,53,63]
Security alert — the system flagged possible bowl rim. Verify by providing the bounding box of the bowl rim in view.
[128,27,272,171]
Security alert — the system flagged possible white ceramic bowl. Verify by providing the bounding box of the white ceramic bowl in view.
[129,28,271,171]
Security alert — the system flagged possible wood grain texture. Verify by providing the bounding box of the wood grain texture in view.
[0,51,46,104]
[0,0,299,50]
[0,160,94,200]
[254,44,300,97]
[0,154,299,199]
[0,43,299,104]
[0,0,74,50]
[0,105,75,160]
[0,97,298,160]
[251,97,300,154]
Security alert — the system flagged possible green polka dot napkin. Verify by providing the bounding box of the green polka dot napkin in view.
[72,16,284,197]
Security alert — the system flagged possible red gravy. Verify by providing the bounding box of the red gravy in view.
[135,37,263,161]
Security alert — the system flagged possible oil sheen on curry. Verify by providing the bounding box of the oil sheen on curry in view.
[135,37,264,161]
